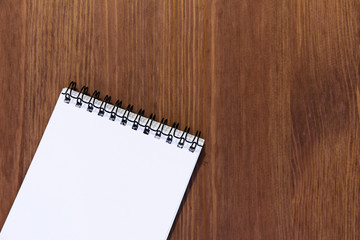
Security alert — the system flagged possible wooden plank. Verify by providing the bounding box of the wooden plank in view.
[0,0,359,239]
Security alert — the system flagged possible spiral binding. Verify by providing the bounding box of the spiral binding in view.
[63,82,203,152]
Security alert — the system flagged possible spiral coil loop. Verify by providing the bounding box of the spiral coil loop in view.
[166,122,179,144]
[98,95,111,117]
[75,86,88,108]
[121,105,134,126]
[64,82,76,103]
[63,81,203,151]
[143,113,156,135]
[87,90,100,112]
[110,100,122,121]
[177,127,190,149]
[155,118,168,139]
[132,109,145,130]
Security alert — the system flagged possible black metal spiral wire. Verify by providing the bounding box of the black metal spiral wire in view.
[63,81,203,151]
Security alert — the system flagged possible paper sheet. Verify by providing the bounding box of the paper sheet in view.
[0,90,202,240]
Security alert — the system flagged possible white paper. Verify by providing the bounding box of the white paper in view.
[0,90,203,240]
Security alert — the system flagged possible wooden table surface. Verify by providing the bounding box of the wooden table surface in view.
[1,1,359,239]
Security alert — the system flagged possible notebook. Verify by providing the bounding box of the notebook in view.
[0,82,204,240]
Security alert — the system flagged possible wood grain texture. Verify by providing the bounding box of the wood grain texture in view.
[0,0,359,239]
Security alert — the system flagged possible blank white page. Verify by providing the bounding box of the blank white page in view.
[0,90,203,240]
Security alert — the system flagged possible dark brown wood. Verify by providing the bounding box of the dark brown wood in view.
[0,0,359,239]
